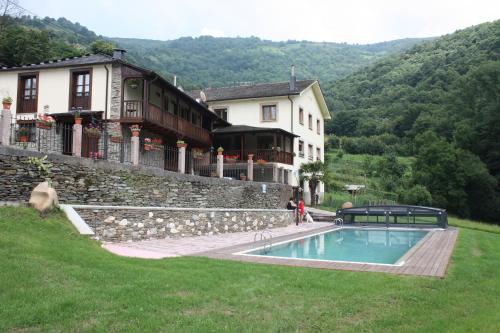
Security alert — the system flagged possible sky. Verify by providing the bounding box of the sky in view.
[20,0,500,44]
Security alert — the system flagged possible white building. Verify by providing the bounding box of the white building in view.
[189,66,331,203]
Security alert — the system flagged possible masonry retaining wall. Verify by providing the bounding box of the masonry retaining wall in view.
[75,205,293,242]
[0,146,292,209]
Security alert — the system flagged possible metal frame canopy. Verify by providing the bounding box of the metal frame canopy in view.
[336,205,448,228]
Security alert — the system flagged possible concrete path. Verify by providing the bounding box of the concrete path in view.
[103,222,331,259]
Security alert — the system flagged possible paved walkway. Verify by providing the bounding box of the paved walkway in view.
[103,222,331,259]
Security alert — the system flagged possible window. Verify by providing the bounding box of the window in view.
[261,104,277,121]
[298,140,304,157]
[308,144,313,160]
[308,114,313,130]
[214,107,228,121]
[299,107,304,125]
[317,119,321,135]
[316,148,321,161]
[70,70,91,110]
[191,111,201,126]
[17,74,38,113]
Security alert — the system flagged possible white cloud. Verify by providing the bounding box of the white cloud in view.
[21,0,500,43]
[200,27,226,37]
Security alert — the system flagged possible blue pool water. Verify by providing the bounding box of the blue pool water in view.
[246,228,429,265]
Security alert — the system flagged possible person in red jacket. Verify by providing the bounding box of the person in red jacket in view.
[298,198,305,224]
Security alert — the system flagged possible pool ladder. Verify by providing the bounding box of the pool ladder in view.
[254,230,273,253]
[334,218,344,229]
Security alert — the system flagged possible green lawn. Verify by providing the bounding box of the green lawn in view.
[1,207,500,332]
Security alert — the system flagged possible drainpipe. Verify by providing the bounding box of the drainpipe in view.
[104,64,110,159]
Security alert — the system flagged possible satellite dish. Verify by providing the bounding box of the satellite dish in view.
[200,91,207,102]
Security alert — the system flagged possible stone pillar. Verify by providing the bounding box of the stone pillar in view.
[247,154,254,181]
[279,167,285,184]
[177,143,187,174]
[72,123,82,157]
[0,108,12,146]
[130,126,141,166]
[272,164,279,182]
[217,152,224,178]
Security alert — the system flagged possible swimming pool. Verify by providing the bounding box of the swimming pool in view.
[241,228,430,265]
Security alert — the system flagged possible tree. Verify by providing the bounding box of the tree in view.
[90,39,115,56]
[299,161,330,207]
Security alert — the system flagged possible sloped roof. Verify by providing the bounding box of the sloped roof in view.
[0,54,115,71]
[188,80,316,102]
[212,125,298,137]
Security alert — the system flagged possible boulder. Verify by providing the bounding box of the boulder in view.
[29,181,59,213]
[342,201,353,209]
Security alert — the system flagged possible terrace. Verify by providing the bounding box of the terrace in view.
[119,75,225,147]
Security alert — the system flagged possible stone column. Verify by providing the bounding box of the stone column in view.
[130,126,141,166]
[272,164,279,182]
[247,154,254,181]
[0,108,12,146]
[177,143,187,174]
[72,121,82,157]
[217,152,224,178]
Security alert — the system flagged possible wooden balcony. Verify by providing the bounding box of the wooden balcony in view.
[224,149,294,165]
[120,100,211,146]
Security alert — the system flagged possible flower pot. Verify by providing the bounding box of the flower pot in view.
[177,143,187,148]
[131,130,140,137]
[2,102,12,110]
[36,122,52,130]
[240,176,247,181]
[144,144,152,151]
[20,135,28,143]
[74,117,82,125]
[110,136,122,143]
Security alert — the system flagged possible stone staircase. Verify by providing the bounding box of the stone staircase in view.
[307,207,336,223]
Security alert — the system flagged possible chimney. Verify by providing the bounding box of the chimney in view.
[290,64,296,91]
[112,48,126,60]
[173,75,177,87]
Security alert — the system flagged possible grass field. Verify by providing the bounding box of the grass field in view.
[1,207,500,332]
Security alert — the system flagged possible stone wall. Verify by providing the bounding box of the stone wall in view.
[0,146,292,208]
[75,206,293,242]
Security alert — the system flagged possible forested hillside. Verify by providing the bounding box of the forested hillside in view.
[327,20,500,221]
[112,36,427,94]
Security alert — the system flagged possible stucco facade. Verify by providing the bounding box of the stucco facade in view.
[0,64,112,118]
[207,81,330,203]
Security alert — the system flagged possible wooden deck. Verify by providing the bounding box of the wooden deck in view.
[198,227,459,278]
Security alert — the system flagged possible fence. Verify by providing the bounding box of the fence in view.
[10,119,73,155]
[5,117,286,184]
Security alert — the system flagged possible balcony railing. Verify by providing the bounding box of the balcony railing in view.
[121,100,211,145]
[224,149,294,165]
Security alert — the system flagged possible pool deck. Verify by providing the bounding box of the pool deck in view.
[197,226,459,278]
[103,223,458,278]
[103,222,331,259]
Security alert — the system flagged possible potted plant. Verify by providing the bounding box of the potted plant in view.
[18,127,29,142]
[73,110,82,125]
[36,113,55,129]
[192,148,204,159]
[84,124,102,138]
[130,124,141,137]
[217,146,224,155]
[257,159,267,165]
[151,138,163,150]
[110,135,123,143]
[2,96,12,110]
[128,78,140,89]
[144,138,153,151]
[240,173,247,181]
[225,154,238,163]
[177,140,187,148]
